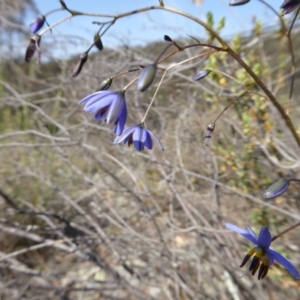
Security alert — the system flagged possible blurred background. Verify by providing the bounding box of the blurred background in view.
[1,0,300,299]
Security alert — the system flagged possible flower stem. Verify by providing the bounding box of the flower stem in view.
[272,222,300,241]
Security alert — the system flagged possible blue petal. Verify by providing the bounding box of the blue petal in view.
[225,223,258,245]
[149,131,164,151]
[263,178,290,199]
[114,104,127,136]
[144,131,153,149]
[84,93,114,112]
[78,91,103,105]
[134,140,144,151]
[106,93,125,124]
[133,126,146,143]
[257,226,272,248]
[113,126,136,144]
[267,248,300,278]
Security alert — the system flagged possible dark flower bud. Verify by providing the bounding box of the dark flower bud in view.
[96,78,112,91]
[263,178,290,199]
[94,33,104,51]
[281,0,300,15]
[30,15,45,34]
[164,35,173,42]
[72,52,88,77]
[60,0,68,9]
[193,69,211,81]
[25,35,41,63]
[205,122,215,146]
[137,64,157,92]
[229,0,250,6]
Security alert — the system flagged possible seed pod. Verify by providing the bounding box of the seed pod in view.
[263,178,290,199]
[25,35,41,62]
[137,64,157,92]
[72,52,88,77]
[96,78,113,91]
[94,33,104,51]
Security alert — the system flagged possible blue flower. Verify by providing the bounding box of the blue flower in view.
[79,91,127,136]
[225,223,299,280]
[114,124,164,151]
[30,15,45,34]
[281,0,300,14]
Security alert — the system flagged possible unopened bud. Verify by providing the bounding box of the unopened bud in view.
[137,64,157,92]
[229,0,250,6]
[263,178,290,199]
[72,52,88,77]
[30,15,45,34]
[96,78,112,91]
[205,122,215,146]
[193,69,211,81]
[164,35,173,42]
[94,33,104,51]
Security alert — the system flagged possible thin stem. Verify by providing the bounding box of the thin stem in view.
[39,14,72,36]
[214,91,248,123]
[44,8,63,17]
[111,68,141,80]
[123,77,139,91]
[141,50,217,123]
[272,222,300,241]
[154,43,175,64]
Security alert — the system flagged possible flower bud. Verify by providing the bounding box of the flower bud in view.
[193,69,211,81]
[25,35,41,62]
[72,52,88,77]
[229,0,250,6]
[137,64,157,92]
[94,33,104,51]
[30,15,45,34]
[205,122,215,146]
[164,35,173,42]
[96,78,112,91]
[263,178,290,199]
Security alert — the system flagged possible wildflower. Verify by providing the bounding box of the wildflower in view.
[225,223,299,280]
[30,15,45,34]
[280,0,300,14]
[72,52,88,77]
[79,90,127,136]
[193,70,211,81]
[263,178,290,199]
[229,0,250,5]
[114,124,164,151]
[137,64,157,92]
[25,35,41,63]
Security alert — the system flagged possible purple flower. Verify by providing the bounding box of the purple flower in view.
[114,124,164,151]
[281,0,300,14]
[79,91,127,136]
[226,223,299,280]
[30,15,45,34]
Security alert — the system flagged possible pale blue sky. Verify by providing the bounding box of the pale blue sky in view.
[27,0,286,53]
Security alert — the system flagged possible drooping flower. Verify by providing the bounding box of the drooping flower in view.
[30,15,45,34]
[193,70,211,81]
[79,90,127,136]
[229,0,250,5]
[137,64,157,92]
[225,223,299,280]
[280,0,300,14]
[114,123,164,151]
[25,35,41,63]
[263,178,290,199]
